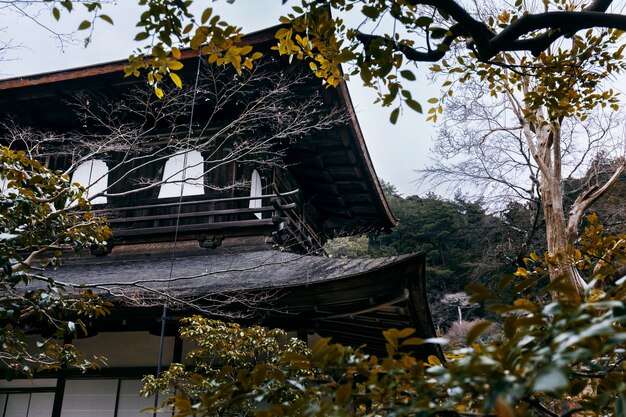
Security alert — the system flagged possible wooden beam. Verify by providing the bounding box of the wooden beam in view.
[114,218,277,237]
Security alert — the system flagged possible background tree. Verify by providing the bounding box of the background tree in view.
[415,1,626,296]
[327,175,626,330]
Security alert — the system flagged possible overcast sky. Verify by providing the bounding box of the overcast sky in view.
[0,0,441,197]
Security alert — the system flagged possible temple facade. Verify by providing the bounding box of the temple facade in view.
[0,26,440,417]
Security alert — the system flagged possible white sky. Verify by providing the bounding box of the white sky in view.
[0,0,440,197]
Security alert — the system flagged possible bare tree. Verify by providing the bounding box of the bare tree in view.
[0,61,345,373]
[421,66,626,296]
[4,61,344,202]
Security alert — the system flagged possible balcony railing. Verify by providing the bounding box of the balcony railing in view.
[89,188,323,253]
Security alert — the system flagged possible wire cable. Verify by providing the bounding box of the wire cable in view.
[153,49,204,416]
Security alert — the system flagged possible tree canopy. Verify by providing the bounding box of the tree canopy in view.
[6,0,626,120]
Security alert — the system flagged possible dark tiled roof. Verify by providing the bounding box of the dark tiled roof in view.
[40,244,442,360]
[46,245,408,296]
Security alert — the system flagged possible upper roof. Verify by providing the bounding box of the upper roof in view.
[0,25,397,235]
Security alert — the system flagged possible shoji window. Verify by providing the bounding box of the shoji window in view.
[158,150,205,198]
[71,160,108,205]
[0,378,156,417]
[60,379,157,417]
[0,379,56,417]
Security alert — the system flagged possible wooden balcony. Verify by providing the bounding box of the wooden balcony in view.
[91,188,324,253]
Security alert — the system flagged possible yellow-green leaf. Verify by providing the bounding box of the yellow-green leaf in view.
[427,355,442,366]
[169,72,182,88]
[397,328,416,338]
[335,383,352,405]
[167,60,184,71]
[239,45,253,55]
[400,337,424,346]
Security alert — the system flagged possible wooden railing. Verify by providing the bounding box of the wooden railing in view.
[89,189,324,252]
[270,185,324,253]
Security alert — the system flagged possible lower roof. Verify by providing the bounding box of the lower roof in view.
[43,242,441,359]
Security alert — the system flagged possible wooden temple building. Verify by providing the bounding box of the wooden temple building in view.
[0,26,440,417]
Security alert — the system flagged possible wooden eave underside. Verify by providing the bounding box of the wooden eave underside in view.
[0,25,397,236]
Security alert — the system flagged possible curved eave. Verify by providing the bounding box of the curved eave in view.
[335,80,398,228]
[44,246,441,359]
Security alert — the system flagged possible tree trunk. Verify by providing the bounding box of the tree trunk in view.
[540,174,587,298]
[538,123,587,299]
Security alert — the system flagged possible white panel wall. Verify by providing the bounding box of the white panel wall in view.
[158,150,205,198]
[249,169,263,219]
[60,380,117,417]
[71,160,108,205]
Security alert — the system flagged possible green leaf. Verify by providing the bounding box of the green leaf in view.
[201,7,212,24]
[78,20,91,30]
[361,6,379,19]
[532,367,569,394]
[616,395,626,417]
[135,32,150,41]
[99,14,113,25]
[415,16,434,26]
[389,107,400,124]
[400,70,416,81]
[335,383,352,405]
[405,99,422,113]
[52,7,61,21]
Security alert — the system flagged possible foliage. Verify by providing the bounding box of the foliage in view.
[142,317,310,416]
[326,175,626,329]
[13,1,626,121]
[0,146,112,375]
[324,236,370,259]
[444,319,501,348]
[148,214,626,417]
[368,191,509,297]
